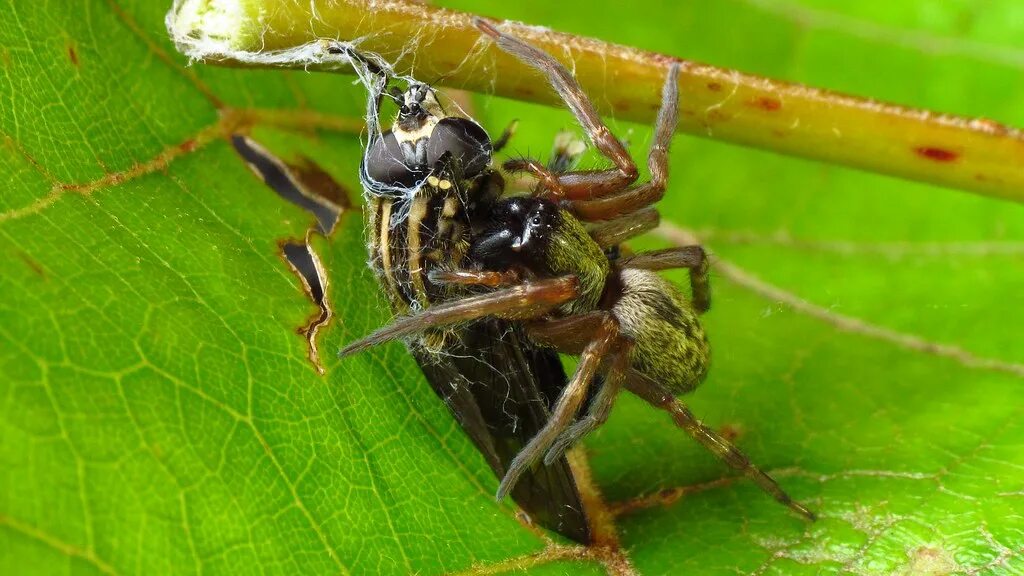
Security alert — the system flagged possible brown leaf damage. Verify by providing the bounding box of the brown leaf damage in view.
[66,42,79,67]
[231,135,348,235]
[231,134,357,374]
[280,238,333,375]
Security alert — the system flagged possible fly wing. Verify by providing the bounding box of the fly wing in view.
[413,319,591,544]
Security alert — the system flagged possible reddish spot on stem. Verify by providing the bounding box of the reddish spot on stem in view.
[516,85,536,97]
[706,109,729,123]
[706,82,722,92]
[915,147,959,163]
[179,138,197,153]
[749,96,782,112]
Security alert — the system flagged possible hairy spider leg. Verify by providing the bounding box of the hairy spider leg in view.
[570,63,680,220]
[543,339,631,465]
[482,27,678,215]
[496,58,681,219]
[587,208,661,249]
[424,262,809,518]
[625,371,817,521]
[495,314,623,500]
[618,246,711,313]
[427,268,521,288]
[475,18,639,198]
[338,276,579,358]
[502,157,568,197]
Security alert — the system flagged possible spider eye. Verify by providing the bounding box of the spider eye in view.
[530,216,542,226]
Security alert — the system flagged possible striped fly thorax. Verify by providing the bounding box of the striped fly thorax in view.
[366,172,472,313]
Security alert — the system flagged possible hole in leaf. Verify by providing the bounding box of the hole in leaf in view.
[280,239,332,375]
[231,135,347,234]
[232,135,354,374]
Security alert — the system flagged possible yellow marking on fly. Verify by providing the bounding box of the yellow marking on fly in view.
[421,330,451,355]
[377,200,407,312]
[454,236,469,259]
[436,217,451,238]
[449,221,467,244]
[406,194,431,307]
[427,175,440,187]
[442,197,459,218]
[394,115,440,145]
[366,197,381,262]
[437,195,458,237]
[438,179,452,190]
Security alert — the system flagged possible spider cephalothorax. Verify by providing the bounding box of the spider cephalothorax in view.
[342,18,816,524]
[471,196,608,315]
[472,195,710,394]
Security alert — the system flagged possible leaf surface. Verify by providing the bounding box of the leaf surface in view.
[2,1,1023,575]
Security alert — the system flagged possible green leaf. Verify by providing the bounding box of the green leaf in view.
[2,1,1022,575]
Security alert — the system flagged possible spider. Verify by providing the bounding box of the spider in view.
[340,19,816,522]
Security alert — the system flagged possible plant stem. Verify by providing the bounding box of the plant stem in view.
[168,0,1024,201]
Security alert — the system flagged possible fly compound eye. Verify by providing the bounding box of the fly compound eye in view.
[426,118,492,178]
[364,130,423,187]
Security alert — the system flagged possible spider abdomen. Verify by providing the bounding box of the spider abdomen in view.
[613,268,710,395]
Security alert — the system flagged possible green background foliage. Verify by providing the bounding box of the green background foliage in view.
[2,0,1023,574]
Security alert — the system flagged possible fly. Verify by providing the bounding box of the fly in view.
[334,44,592,543]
